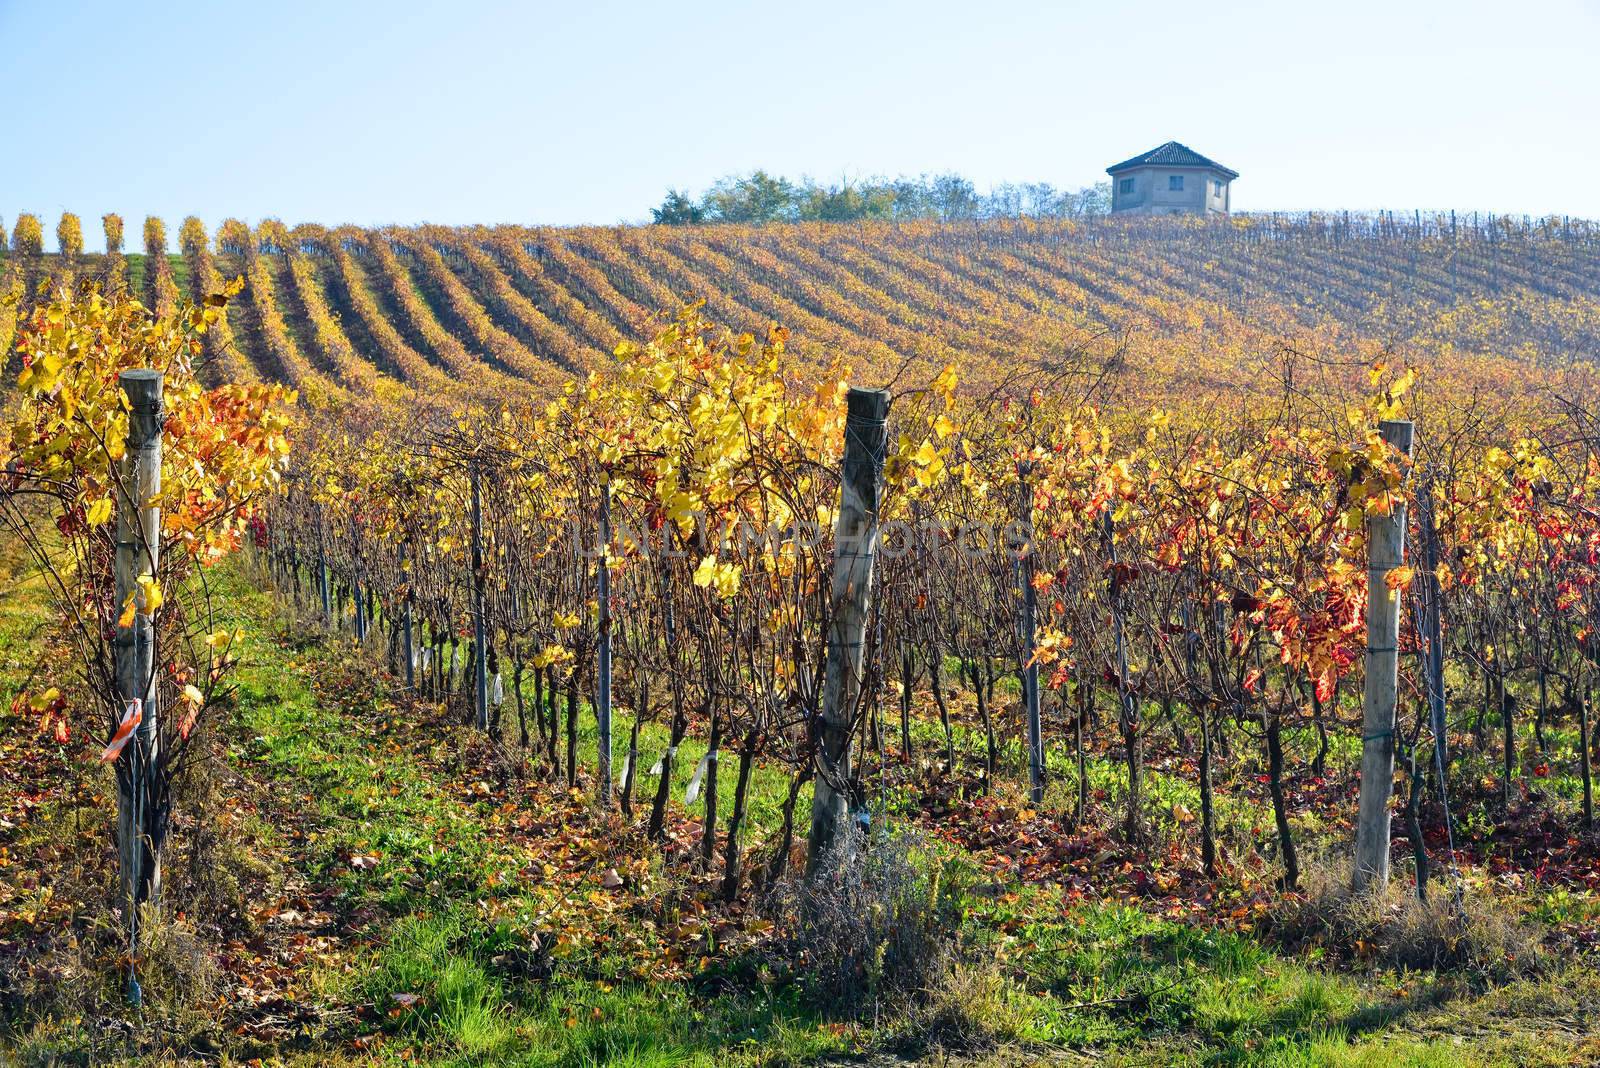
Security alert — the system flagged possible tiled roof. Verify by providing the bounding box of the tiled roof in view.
[1106,141,1238,179]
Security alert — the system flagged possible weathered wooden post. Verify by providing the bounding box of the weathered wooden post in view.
[351,517,369,642]
[1412,482,1451,901]
[1581,682,1594,831]
[113,369,164,999]
[1417,488,1447,771]
[401,538,415,690]
[1353,419,1415,893]
[1017,461,1044,805]
[469,461,489,731]
[596,481,613,804]
[1104,511,1140,843]
[316,506,332,619]
[806,387,890,875]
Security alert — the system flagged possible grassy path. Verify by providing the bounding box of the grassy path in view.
[213,566,1600,1067]
[4,555,1599,1065]
[208,566,850,1067]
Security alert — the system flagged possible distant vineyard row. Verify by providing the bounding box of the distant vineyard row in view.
[3,211,1599,403]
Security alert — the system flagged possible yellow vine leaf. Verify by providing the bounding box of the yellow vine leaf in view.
[137,573,163,612]
[1384,565,1415,591]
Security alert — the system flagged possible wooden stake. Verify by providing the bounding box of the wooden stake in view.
[1353,419,1414,893]
[1017,461,1044,804]
[469,462,489,730]
[401,538,415,690]
[316,505,331,619]
[1104,511,1140,842]
[1581,681,1593,831]
[113,369,164,984]
[597,481,613,805]
[807,387,889,874]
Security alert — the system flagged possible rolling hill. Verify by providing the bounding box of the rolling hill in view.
[4,211,1599,405]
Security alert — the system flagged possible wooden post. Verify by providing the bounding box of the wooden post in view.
[401,538,415,690]
[1017,462,1044,804]
[1104,511,1140,842]
[806,387,890,874]
[596,481,613,805]
[351,517,367,641]
[469,462,489,731]
[1581,681,1593,831]
[316,506,332,619]
[113,369,164,973]
[1417,484,1450,807]
[1353,419,1415,893]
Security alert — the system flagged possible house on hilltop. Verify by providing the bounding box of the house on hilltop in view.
[1107,142,1237,215]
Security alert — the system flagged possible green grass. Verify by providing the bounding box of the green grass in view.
[206,568,853,1066]
[212,568,1600,1065]
[4,555,1599,1065]
[0,547,47,711]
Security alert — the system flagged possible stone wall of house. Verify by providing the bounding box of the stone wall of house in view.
[1110,166,1231,215]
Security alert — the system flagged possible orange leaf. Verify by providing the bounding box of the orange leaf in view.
[1384,565,1415,591]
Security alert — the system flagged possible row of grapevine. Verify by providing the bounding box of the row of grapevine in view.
[523,229,646,334]
[313,225,460,393]
[177,216,255,384]
[0,256,21,361]
[356,227,516,386]
[228,218,324,390]
[387,228,566,387]
[433,228,596,374]
[100,213,127,294]
[142,216,180,318]
[7,211,1598,418]
[254,303,1600,905]
[3,280,294,953]
[287,251,381,393]
[481,227,624,353]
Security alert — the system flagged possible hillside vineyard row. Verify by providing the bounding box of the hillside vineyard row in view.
[5,209,1600,900]
[3,211,1599,402]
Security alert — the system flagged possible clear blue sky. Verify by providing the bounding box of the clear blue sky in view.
[4,0,1598,250]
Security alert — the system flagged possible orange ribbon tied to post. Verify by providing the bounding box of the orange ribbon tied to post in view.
[101,699,143,763]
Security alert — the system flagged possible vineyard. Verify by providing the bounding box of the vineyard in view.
[3,210,1600,1065]
[4,210,1600,401]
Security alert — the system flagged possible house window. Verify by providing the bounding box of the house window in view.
[1119,177,1134,195]
[1168,175,1184,191]
[1212,180,1224,196]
